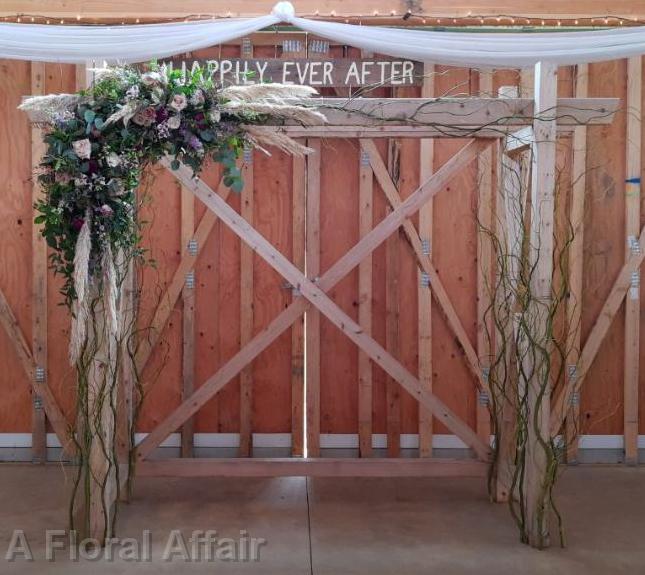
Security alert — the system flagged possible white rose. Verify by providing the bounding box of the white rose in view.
[167,115,181,130]
[72,139,92,160]
[190,89,205,106]
[141,71,165,87]
[106,152,121,167]
[169,93,188,112]
[208,109,221,124]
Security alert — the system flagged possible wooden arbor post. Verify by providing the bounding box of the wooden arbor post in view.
[523,61,558,549]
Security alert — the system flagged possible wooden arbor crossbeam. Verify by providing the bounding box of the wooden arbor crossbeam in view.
[136,139,493,462]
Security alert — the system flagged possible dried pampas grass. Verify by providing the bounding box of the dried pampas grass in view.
[19,94,84,123]
[223,101,325,125]
[69,215,91,365]
[243,125,314,157]
[220,83,318,103]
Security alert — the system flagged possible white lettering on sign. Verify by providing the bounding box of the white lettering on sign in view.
[162,58,422,87]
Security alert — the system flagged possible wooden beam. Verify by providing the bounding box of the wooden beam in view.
[30,61,47,464]
[360,139,491,398]
[180,183,196,457]
[418,63,434,458]
[552,223,645,435]
[134,179,228,373]
[137,142,489,461]
[524,61,557,549]
[358,141,374,458]
[476,70,494,449]
[291,144,306,457]
[169,149,492,460]
[3,1,642,23]
[138,457,488,478]
[24,98,620,132]
[305,138,321,457]
[303,97,619,127]
[0,286,72,454]
[239,147,254,457]
[504,126,534,158]
[385,139,401,458]
[564,63,588,464]
[624,56,642,466]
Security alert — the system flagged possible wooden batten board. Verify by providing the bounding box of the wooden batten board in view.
[291,145,306,457]
[565,63,589,463]
[305,138,321,457]
[30,61,47,463]
[624,56,642,465]
[386,139,401,457]
[476,69,494,447]
[138,458,488,478]
[358,139,374,458]
[180,183,196,457]
[239,146,255,456]
[418,64,434,458]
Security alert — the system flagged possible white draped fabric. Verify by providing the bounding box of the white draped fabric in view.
[1,1,645,67]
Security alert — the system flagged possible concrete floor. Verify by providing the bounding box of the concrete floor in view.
[1,465,644,574]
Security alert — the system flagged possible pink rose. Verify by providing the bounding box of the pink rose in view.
[169,93,188,112]
[132,106,157,127]
[55,172,72,184]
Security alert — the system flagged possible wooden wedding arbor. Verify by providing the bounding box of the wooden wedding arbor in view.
[17,59,626,548]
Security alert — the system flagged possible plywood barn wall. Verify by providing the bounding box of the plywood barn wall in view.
[0,49,643,448]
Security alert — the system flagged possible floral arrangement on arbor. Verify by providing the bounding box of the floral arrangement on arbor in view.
[19,62,323,540]
[20,62,323,362]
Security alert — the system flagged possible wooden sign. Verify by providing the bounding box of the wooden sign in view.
[161,58,423,87]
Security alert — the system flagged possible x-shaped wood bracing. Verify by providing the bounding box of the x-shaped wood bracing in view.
[137,139,492,461]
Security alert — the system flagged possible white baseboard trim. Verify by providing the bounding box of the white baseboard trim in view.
[1,433,643,450]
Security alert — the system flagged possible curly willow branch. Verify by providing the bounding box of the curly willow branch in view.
[478,141,578,548]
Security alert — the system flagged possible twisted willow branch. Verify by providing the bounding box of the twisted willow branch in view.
[480,147,576,547]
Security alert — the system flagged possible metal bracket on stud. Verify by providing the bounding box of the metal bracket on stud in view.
[567,364,578,382]
[420,272,430,288]
[478,390,489,406]
[282,281,301,296]
[187,239,198,257]
[421,238,431,256]
[308,39,330,54]
[481,366,490,383]
[630,270,640,300]
[35,366,45,383]
[360,150,371,166]
[185,271,195,289]
[241,37,253,56]
[628,235,641,256]
[243,146,253,164]
[283,39,303,54]
[570,391,580,407]
[33,394,43,411]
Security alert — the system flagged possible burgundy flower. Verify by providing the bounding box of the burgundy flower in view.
[87,159,99,175]
[156,107,169,122]
[71,217,85,231]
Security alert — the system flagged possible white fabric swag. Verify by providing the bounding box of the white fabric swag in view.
[1,1,645,67]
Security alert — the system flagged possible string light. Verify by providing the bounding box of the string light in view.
[76,14,81,21]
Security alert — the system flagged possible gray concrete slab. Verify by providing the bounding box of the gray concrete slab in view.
[0,464,644,574]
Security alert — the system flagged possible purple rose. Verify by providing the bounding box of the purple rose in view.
[156,107,169,122]
[97,204,114,217]
[71,217,85,231]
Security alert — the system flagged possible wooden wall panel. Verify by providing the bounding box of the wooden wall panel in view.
[431,66,479,433]
[580,60,627,435]
[319,139,360,433]
[0,51,643,451]
[44,64,78,426]
[0,59,32,432]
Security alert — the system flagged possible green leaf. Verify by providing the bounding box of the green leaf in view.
[84,109,96,124]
